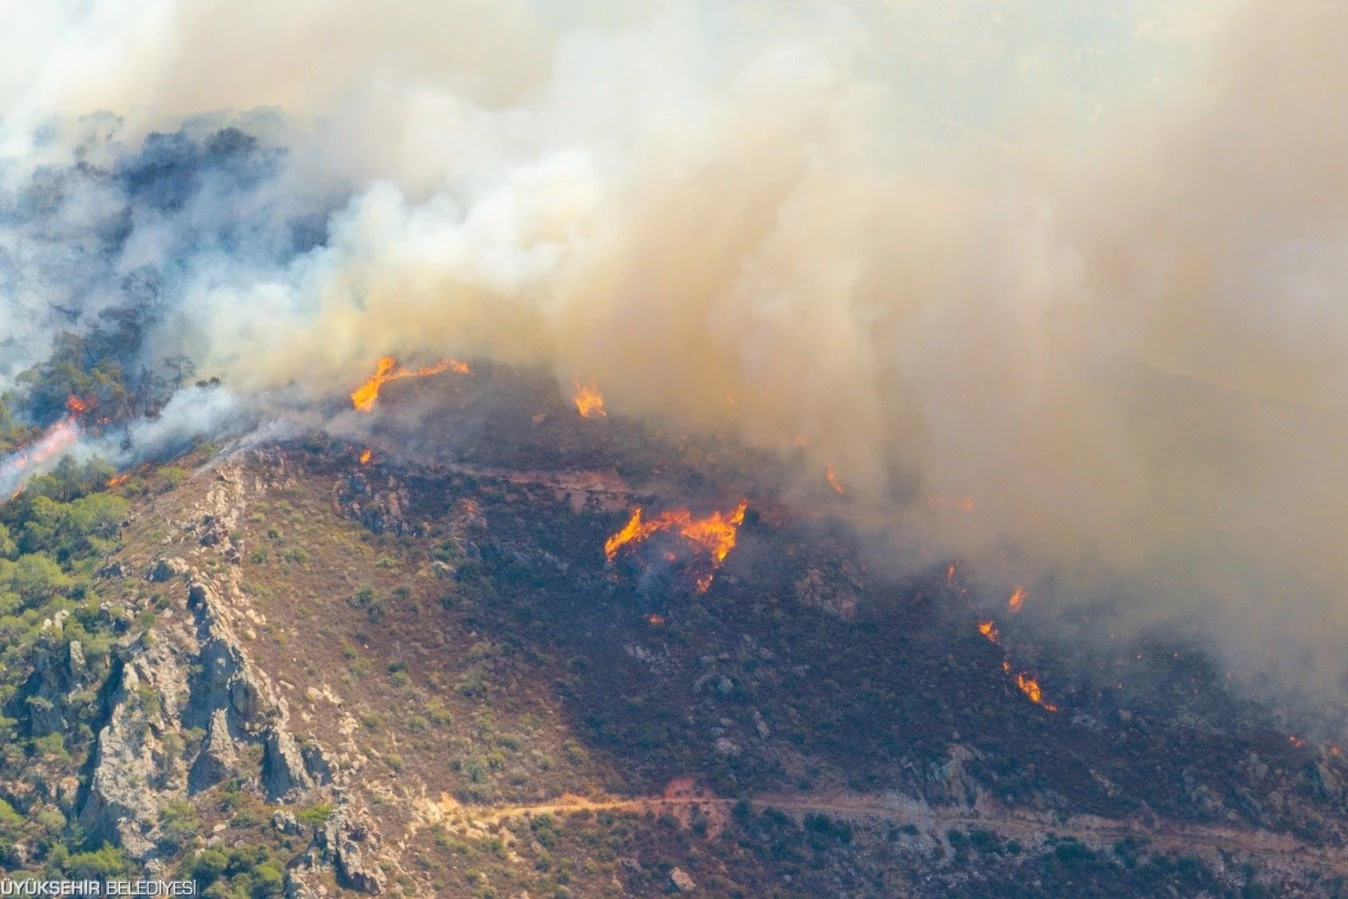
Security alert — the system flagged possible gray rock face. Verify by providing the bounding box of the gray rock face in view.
[189,709,237,793]
[79,656,176,857]
[262,730,314,800]
[301,740,334,785]
[79,573,334,860]
[147,557,189,582]
[314,808,387,895]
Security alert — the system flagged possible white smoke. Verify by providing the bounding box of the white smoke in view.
[6,0,1348,710]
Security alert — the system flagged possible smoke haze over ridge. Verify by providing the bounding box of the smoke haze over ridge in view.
[4,1,1348,711]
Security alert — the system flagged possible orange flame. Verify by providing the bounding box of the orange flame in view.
[0,416,81,501]
[605,500,748,593]
[980,620,1056,710]
[106,473,131,488]
[1290,735,1307,748]
[573,379,607,418]
[1008,586,1027,614]
[350,356,470,412]
[1004,661,1058,711]
[359,449,372,465]
[66,395,94,414]
[825,464,845,495]
[646,614,667,626]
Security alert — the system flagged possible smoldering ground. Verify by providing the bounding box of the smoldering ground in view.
[3,0,1348,718]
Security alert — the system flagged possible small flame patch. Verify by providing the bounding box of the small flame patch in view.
[573,379,607,418]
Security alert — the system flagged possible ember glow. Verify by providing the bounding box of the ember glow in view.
[359,449,372,465]
[0,417,81,501]
[977,620,999,644]
[825,464,845,495]
[605,500,749,593]
[350,356,470,412]
[65,395,94,414]
[573,380,607,418]
[1008,586,1027,614]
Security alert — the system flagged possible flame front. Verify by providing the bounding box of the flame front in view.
[573,379,607,418]
[359,449,372,465]
[1008,586,1026,614]
[605,500,748,593]
[1003,662,1057,711]
[978,619,1057,711]
[106,473,131,488]
[825,463,845,495]
[350,356,470,412]
[0,417,81,502]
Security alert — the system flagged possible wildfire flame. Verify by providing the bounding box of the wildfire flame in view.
[359,449,372,465]
[646,614,667,626]
[350,356,470,412]
[1290,735,1307,748]
[825,463,845,495]
[573,379,607,418]
[1008,586,1027,614]
[1002,661,1058,711]
[65,395,94,414]
[605,500,749,593]
[106,473,132,488]
[0,417,81,502]
[978,619,1057,711]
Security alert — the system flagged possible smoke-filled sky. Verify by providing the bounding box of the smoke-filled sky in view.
[6,0,1348,711]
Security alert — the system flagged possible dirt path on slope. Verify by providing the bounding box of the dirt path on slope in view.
[439,780,1348,874]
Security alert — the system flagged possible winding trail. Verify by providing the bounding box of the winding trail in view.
[441,782,1348,875]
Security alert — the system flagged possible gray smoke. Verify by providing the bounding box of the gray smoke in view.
[4,0,1348,714]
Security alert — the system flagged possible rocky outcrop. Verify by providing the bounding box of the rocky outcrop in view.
[670,867,696,892]
[337,473,412,536]
[188,709,237,792]
[79,635,192,857]
[292,805,387,895]
[147,556,190,583]
[80,557,334,859]
[262,730,314,800]
[11,635,90,738]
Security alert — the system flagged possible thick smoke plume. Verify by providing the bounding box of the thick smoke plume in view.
[4,1,1348,712]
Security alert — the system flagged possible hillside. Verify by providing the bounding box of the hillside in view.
[0,366,1346,897]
